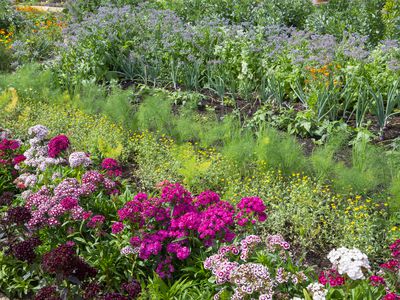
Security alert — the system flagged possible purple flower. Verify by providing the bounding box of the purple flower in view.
[12,237,41,263]
[121,280,141,298]
[60,196,78,209]
[34,286,60,300]
[6,206,32,225]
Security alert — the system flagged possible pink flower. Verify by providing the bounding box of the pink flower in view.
[101,158,122,177]
[48,135,70,158]
[319,269,345,287]
[13,154,26,165]
[87,215,105,228]
[60,197,78,210]
[383,293,400,300]
[111,222,124,234]
[369,275,385,286]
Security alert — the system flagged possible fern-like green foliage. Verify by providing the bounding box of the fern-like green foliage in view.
[310,129,349,181]
[255,127,306,175]
[134,93,176,137]
[222,128,256,174]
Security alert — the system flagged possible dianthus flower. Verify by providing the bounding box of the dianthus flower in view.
[161,183,192,205]
[327,247,370,280]
[380,259,399,271]
[307,283,327,300]
[194,190,220,209]
[266,234,290,251]
[121,280,141,298]
[48,135,70,158]
[69,152,92,168]
[87,215,106,228]
[389,239,400,259]
[83,282,101,300]
[42,243,97,280]
[101,158,122,177]
[229,263,273,298]
[319,269,345,287]
[0,138,20,151]
[6,206,32,225]
[240,235,262,261]
[34,286,61,300]
[369,275,385,286]
[155,256,175,279]
[111,222,124,234]
[103,293,128,300]
[198,203,235,243]
[383,293,400,300]
[60,196,78,209]
[13,154,26,165]
[28,125,49,139]
[11,237,41,263]
[0,191,13,206]
[236,196,267,226]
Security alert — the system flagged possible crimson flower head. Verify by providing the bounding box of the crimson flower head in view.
[101,158,122,177]
[13,154,26,165]
[48,135,70,158]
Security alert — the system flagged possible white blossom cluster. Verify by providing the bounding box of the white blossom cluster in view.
[23,125,65,171]
[307,283,327,300]
[327,247,370,280]
[14,173,37,188]
[68,152,92,168]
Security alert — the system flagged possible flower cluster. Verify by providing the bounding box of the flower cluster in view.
[6,206,32,225]
[318,269,345,287]
[69,152,92,168]
[266,234,290,251]
[101,158,122,177]
[48,134,70,158]
[42,242,97,281]
[24,170,119,229]
[121,280,141,298]
[11,237,41,263]
[327,247,370,280]
[236,197,267,226]
[14,173,37,189]
[117,183,267,278]
[307,283,327,300]
[34,286,61,300]
[0,137,22,167]
[23,125,65,171]
[204,235,306,300]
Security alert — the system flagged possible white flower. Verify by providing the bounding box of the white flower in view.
[68,152,92,168]
[28,125,49,139]
[327,247,370,280]
[307,283,327,300]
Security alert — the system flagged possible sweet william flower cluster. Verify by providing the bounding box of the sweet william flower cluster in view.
[116,183,268,278]
[327,247,370,280]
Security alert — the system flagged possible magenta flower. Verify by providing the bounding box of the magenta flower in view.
[111,222,124,234]
[48,135,70,158]
[369,275,385,286]
[236,197,267,226]
[87,215,106,228]
[319,269,345,287]
[12,154,26,165]
[60,197,78,209]
[101,158,122,177]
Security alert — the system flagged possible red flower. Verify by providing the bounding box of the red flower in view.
[48,135,70,158]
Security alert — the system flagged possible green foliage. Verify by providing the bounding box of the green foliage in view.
[255,127,306,175]
[383,0,400,39]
